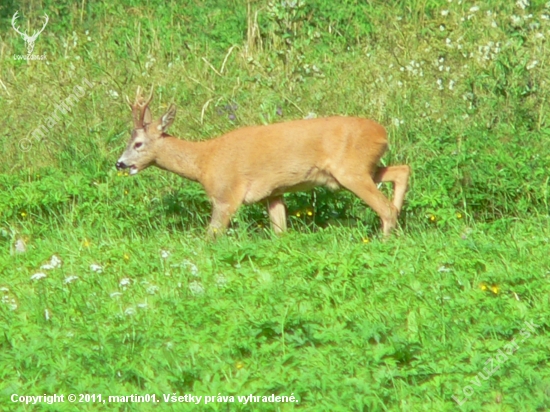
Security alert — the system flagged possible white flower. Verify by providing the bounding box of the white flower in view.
[437,78,444,90]
[215,275,228,288]
[441,10,449,16]
[137,302,148,309]
[511,15,522,25]
[90,264,103,273]
[119,278,131,287]
[41,255,62,270]
[185,261,199,277]
[124,307,136,316]
[469,6,479,13]
[516,0,529,10]
[14,239,26,254]
[172,260,200,276]
[108,90,119,99]
[392,118,404,127]
[146,285,159,295]
[526,60,538,70]
[160,250,170,259]
[44,309,51,321]
[64,275,78,284]
[31,272,47,281]
[449,80,455,90]
[188,281,204,295]
[1,289,18,311]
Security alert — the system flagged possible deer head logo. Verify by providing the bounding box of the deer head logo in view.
[11,11,49,55]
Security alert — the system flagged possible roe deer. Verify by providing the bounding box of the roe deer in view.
[116,88,410,237]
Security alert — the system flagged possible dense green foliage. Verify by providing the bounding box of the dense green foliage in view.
[1,0,549,410]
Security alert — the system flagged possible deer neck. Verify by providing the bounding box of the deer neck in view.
[154,136,205,182]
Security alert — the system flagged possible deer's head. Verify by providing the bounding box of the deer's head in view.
[116,87,176,175]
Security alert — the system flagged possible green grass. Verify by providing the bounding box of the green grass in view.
[1,0,550,410]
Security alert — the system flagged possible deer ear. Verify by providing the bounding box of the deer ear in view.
[160,104,176,132]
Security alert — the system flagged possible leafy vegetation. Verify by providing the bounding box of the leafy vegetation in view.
[0,0,549,410]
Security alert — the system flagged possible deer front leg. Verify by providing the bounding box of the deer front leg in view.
[207,193,243,238]
[266,196,287,234]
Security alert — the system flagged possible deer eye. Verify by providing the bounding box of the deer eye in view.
[134,142,143,149]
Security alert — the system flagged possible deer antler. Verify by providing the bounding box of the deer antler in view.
[140,86,154,126]
[129,86,154,129]
[11,11,28,38]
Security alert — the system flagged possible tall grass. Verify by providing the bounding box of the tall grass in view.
[1,0,549,227]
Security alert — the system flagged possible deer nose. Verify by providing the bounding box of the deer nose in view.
[116,161,126,170]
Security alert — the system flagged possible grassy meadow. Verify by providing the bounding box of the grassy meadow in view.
[1,0,550,410]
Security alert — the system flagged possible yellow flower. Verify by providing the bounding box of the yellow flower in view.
[124,190,128,195]
[490,285,500,294]
[82,239,91,248]
[20,211,27,218]
[123,253,130,261]
[306,209,313,216]
[362,237,370,244]
[117,171,122,177]
[124,171,129,176]
[479,282,488,291]
[456,212,463,219]
[295,212,301,218]
[429,214,436,222]
[235,361,244,370]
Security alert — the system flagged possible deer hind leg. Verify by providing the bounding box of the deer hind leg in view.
[266,196,287,234]
[374,165,411,213]
[335,173,398,236]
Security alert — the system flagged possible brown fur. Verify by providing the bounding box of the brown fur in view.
[116,93,410,237]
